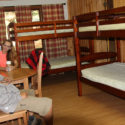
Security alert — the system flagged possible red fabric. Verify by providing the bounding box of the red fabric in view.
[42,4,68,59]
[15,6,35,63]
[0,8,6,44]
[26,49,50,76]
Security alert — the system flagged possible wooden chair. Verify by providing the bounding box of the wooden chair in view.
[0,52,44,125]
[31,52,53,125]
[32,52,43,97]
[0,110,27,125]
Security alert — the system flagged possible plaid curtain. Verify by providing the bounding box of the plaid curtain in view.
[42,4,68,59]
[15,6,35,63]
[0,8,6,44]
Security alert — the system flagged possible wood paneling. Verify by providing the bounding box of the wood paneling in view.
[68,0,106,18]
[113,0,125,7]
[113,0,125,62]
[67,0,107,56]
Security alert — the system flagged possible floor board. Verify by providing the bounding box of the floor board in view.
[43,71,125,125]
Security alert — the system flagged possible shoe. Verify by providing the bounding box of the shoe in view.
[36,118,42,125]
[32,118,42,125]
[28,116,35,125]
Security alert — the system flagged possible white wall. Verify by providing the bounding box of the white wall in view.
[0,0,68,19]
[0,0,67,6]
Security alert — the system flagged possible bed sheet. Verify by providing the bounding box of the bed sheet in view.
[81,62,125,91]
[17,29,73,37]
[21,56,87,69]
[79,23,125,32]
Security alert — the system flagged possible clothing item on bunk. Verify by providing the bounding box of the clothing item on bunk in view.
[26,49,50,76]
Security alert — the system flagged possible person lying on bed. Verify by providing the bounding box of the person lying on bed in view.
[0,74,53,125]
[0,39,18,71]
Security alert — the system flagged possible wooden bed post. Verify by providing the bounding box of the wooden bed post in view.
[116,39,121,62]
[14,24,21,67]
[89,40,94,54]
[73,16,82,96]
[16,41,21,67]
[96,12,99,37]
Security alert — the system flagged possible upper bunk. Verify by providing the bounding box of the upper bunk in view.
[11,20,76,70]
[13,20,74,42]
[74,6,125,39]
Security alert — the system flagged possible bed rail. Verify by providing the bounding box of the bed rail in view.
[80,52,117,70]
[14,20,74,42]
[80,52,117,62]
[74,6,125,39]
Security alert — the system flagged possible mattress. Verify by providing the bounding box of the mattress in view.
[17,29,73,37]
[79,23,125,32]
[49,56,88,69]
[21,56,87,69]
[81,62,125,91]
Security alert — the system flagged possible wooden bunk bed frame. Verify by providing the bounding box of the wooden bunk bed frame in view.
[74,6,125,98]
[11,20,91,74]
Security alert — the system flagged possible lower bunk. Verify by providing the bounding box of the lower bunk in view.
[81,62,125,99]
[21,55,88,74]
[20,44,91,75]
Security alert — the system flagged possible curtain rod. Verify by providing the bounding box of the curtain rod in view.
[62,3,66,5]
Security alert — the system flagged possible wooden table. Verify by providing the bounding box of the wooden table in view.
[0,68,36,89]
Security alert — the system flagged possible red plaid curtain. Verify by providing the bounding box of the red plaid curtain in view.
[0,8,6,44]
[15,6,35,63]
[42,4,68,59]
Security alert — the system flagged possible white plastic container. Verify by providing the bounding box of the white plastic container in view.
[6,61,11,71]
[6,61,11,66]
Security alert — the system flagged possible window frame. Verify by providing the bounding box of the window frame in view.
[4,5,43,48]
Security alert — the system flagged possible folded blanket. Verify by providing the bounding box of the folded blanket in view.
[26,49,50,76]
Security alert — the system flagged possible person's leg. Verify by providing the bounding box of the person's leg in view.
[20,92,28,99]
[44,106,53,125]
[16,96,53,125]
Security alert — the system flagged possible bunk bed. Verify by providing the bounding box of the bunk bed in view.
[74,6,125,98]
[9,20,90,74]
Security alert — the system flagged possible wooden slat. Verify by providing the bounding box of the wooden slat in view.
[15,20,73,27]
[78,30,125,39]
[78,17,125,27]
[0,110,27,123]
[76,6,125,21]
[80,52,117,62]
[17,32,74,42]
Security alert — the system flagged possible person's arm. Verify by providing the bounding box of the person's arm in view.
[0,74,4,81]
[20,92,28,99]
[6,59,18,71]
[0,74,12,85]
[13,59,18,68]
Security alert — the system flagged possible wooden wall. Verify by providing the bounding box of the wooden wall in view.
[113,0,125,62]
[68,0,106,18]
[67,0,108,56]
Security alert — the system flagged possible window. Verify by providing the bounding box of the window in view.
[4,11,16,47]
[32,10,40,22]
[4,11,16,39]
[32,9,42,49]
[4,7,42,49]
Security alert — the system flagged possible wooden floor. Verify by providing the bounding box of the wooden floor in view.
[43,71,125,125]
